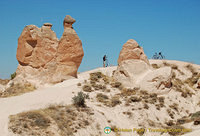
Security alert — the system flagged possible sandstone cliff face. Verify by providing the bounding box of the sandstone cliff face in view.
[16,15,84,85]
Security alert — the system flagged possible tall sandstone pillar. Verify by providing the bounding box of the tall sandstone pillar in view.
[16,15,84,85]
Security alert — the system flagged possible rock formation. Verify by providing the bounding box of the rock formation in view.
[16,15,84,85]
[118,39,149,65]
[113,39,172,94]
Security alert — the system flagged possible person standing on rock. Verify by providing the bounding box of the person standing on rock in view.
[103,55,107,67]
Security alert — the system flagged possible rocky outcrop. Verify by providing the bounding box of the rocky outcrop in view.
[114,39,172,94]
[16,15,84,85]
[113,59,150,87]
[197,79,200,89]
[118,39,149,65]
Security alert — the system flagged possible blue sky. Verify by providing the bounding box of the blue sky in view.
[0,0,200,79]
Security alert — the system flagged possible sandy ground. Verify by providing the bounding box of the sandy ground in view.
[0,67,116,136]
[0,60,200,136]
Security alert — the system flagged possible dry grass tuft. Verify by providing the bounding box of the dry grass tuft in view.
[110,95,122,107]
[96,93,109,104]
[9,104,93,136]
[111,81,122,89]
[0,79,10,85]
[120,88,136,97]
[0,83,36,98]
[151,64,160,69]
[82,85,93,92]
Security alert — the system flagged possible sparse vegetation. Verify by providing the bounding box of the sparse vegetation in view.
[172,78,194,98]
[72,91,89,107]
[185,64,196,74]
[167,109,174,119]
[0,79,10,85]
[120,88,136,97]
[9,104,92,136]
[169,103,179,112]
[129,96,141,103]
[184,72,200,88]
[111,81,122,89]
[96,93,109,103]
[11,72,16,80]
[151,64,160,69]
[82,85,93,92]
[0,83,36,98]
[110,95,121,107]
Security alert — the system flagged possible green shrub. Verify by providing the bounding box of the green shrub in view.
[191,111,200,119]
[11,72,16,80]
[72,92,88,107]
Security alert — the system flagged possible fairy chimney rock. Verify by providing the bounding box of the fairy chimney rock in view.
[63,15,76,29]
[16,15,84,85]
[118,39,150,65]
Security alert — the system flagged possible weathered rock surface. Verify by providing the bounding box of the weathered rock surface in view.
[114,39,172,94]
[118,39,149,65]
[16,15,84,85]
[138,67,172,94]
[197,79,200,89]
[113,59,150,87]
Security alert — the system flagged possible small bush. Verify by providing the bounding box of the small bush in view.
[96,93,109,103]
[92,83,106,90]
[110,96,121,107]
[185,64,195,74]
[167,109,174,119]
[191,111,200,119]
[82,85,92,92]
[144,103,149,109]
[72,92,88,107]
[151,64,160,69]
[0,83,36,98]
[111,82,122,88]
[121,88,136,96]
[158,97,165,103]
[169,103,179,112]
[166,120,174,126]
[11,72,16,80]
[89,72,102,82]
[129,96,141,103]
[77,83,81,86]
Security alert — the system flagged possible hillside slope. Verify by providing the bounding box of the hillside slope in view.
[0,60,200,136]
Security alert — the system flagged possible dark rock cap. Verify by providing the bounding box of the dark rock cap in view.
[64,15,76,24]
[43,23,53,26]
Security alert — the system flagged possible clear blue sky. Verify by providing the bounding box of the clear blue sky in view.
[0,0,200,79]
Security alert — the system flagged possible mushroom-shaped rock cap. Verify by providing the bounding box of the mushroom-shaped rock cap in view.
[43,23,53,26]
[64,15,76,24]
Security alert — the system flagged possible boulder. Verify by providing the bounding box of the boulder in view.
[16,15,84,85]
[114,39,172,94]
[113,59,150,87]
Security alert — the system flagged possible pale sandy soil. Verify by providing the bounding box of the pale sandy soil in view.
[0,60,200,136]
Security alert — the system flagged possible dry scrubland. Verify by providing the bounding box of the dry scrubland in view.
[0,60,200,136]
